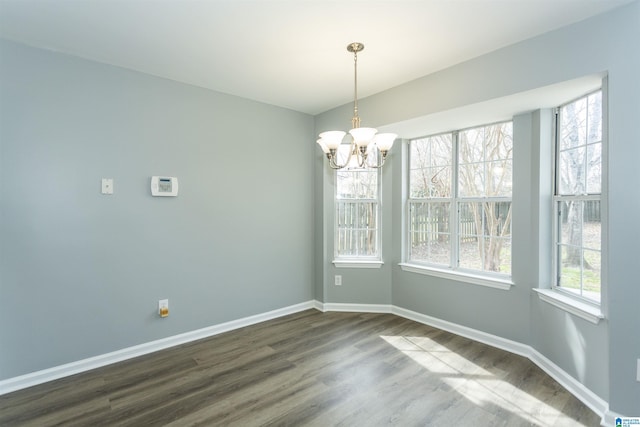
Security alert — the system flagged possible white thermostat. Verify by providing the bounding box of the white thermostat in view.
[151,176,179,196]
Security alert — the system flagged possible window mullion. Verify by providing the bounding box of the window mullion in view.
[452,131,460,268]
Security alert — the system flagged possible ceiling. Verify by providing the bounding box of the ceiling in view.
[0,0,632,116]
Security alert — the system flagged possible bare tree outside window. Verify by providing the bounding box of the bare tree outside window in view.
[408,122,512,275]
[458,123,513,273]
[409,134,453,265]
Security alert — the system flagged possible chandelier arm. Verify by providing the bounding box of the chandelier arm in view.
[365,149,388,169]
[357,146,368,168]
[328,140,358,169]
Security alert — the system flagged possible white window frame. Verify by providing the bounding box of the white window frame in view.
[551,89,605,307]
[402,122,513,288]
[333,158,382,267]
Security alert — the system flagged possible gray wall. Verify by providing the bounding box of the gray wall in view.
[0,39,315,379]
[316,0,639,416]
[1,0,638,417]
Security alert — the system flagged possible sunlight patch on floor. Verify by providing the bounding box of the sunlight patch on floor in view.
[380,335,587,426]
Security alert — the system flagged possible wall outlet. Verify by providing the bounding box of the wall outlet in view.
[101,178,114,195]
[334,275,342,286]
[158,299,169,318]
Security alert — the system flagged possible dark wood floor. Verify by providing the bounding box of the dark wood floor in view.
[0,310,600,426]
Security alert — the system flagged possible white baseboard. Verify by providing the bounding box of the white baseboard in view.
[320,302,393,313]
[528,348,608,419]
[0,300,316,396]
[1,299,616,425]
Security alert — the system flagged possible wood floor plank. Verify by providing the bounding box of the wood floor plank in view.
[0,310,600,426]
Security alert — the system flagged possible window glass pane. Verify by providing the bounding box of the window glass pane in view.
[337,229,356,257]
[558,91,602,197]
[485,122,513,161]
[582,200,601,251]
[559,247,601,303]
[459,240,481,271]
[409,202,451,265]
[358,230,377,256]
[336,202,356,228]
[458,202,481,270]
[459,122,513,198]
[459,128,484,165]
[409,169,428,198]
[484,237,511,274]
[587,91,602,144]
[410,166,452,198]
[430,134,453,166]
[458,162,484,197]
[411,234,451,266]
[559,245,582,289]
[558,200,582,247]
[559,200,601,251]
[337,169,377,199]
[586,143,602,194]
[560,97,587,149]
[558,147,586,195]
[410,138,430,170]
[359,202,377,230]
[582,249,601,302]
[485,201,512,238]
[410,134,452,198]
[556,199,601,301]
[487,160,512,196]
[458,201,511,273]
[336,204,378,257]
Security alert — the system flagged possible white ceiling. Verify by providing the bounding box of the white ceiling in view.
[0,0,632,115]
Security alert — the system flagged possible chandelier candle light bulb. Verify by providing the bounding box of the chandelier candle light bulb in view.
[317,42,397,169]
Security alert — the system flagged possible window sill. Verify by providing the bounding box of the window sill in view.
[399,263,513,290]
[333,260,383,269]
[533,288,604,324]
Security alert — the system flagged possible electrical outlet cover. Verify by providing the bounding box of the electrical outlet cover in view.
[101,178,114,195]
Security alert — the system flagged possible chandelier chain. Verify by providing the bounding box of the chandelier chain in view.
[352,47,360,129]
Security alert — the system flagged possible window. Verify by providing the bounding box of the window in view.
[554,91,603,304]
[408,122,513,278]
[335,146,380,260]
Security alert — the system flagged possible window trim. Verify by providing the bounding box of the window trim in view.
[333,163,382,262]
[551,88,605,307]
[399,262,513,290]
[333,260,384,269]
[533,288,604,324]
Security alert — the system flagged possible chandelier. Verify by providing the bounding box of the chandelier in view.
[316,42,397,169]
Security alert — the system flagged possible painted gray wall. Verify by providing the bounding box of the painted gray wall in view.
[316,0,639,416]
[0,39,315,379]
